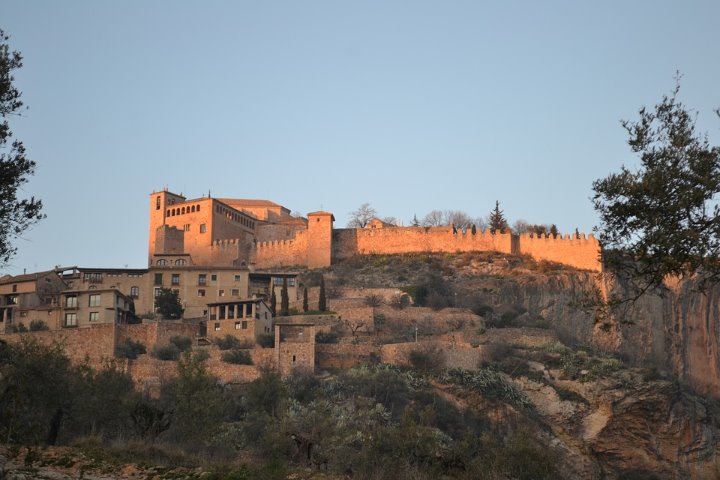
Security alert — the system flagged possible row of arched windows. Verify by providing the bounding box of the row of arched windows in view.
[167,204,200,217]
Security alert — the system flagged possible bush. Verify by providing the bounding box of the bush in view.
[152,344,181,361]
[472,303,494,317]
[315,331,338,344]
[408,347,445,373]
[115,339,147,359]
[389,292,410,309]
[10,322,27,333]
[169,335,192,352]
[221,350,253,365]
[364,294,384,307]
[215,335,252,350]
[256,333,275,348]
[29,319,49,331]
[426,291,449,310]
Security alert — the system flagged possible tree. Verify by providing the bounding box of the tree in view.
[422,210,445,227]
[155,288,183,319]
[318,276,327,312]
[280,277,289,316]
[0,29,43,265]
[488,201,508,234]
[302,287,309,313]
[411,214,420,227]
[347,203,377,228]
[593,79,720,296]
[270,288,277,316]
[549,224,559,238]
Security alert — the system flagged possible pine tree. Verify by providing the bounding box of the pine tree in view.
[318,276,327,312]
[280,278,289,316]
[270,288,277,316]
[488,200,508,234]
[411,214,420,227]
[302,287,308,313]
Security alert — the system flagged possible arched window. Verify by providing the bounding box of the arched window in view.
[190,205,195,213]
[175,259,186,266]
[157,259,167,266]
[130,286,139,298]
[167,209,171,216]
[181,207,185,214]
[156,196,161,210]
[197,205,200,212]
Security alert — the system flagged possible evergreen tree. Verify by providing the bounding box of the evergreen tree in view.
[270,288,277,316]
[549,224,559,238]
[488,200,508,234]
[0,30,44,265]
[411,214,420,227]
[280,277,289,316]
[155,288,183,319]
[318,276,327,312]
[302,287,309,313]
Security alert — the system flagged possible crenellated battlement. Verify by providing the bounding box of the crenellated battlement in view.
[519,232,596,242]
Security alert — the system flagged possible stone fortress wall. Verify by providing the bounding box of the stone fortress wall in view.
[149,189,602,272]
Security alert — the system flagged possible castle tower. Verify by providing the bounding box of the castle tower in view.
[148,189,186,265]
[306,211,334,268]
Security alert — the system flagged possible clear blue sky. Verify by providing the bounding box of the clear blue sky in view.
[2,1,719,275]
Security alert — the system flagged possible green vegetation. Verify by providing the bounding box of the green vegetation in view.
[280,278,289,316]
[221,349,253,365]
[314,331,338,343]
[115,338,147,359]
[318,275,327,311]
[29,320,49,331]
[155,288,184,319]
[256,333,275,348]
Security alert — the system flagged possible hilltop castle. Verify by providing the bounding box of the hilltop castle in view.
[149,188,602,272]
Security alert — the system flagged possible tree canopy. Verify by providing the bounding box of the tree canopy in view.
[0,29,43,265]
[347,203,377,228]
[593,79,720,294]
[155,288,184,319]
[488,201,508,234]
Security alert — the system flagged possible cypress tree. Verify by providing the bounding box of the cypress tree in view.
[280,278,289,316]
[318,276,327,312]
[302,287,309,313]
[270,288,277,316]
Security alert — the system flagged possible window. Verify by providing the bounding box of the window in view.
[20,311,27,317]
[154,273,163,285]
[12,284,17,292]
[130,286,139,298]
[242,320,248,330]
[64,313,77,327]
[154,287,162,298]
[219,305,226,319]
[197,289,205,297]
[219,289,225,297]
[200,223,206,233]
[272,277,295,286]
[65,295,77,308]
[176,258,186,265]
[89,294,101,307]
[235,322,241,330]
[156,196,161,210]
[89,312,99,322]
[84,272,102,283]
[171,274,180,285]
[228,305,234,318]
[198,274,207,285]
[211,274,217,281]
[231,289,240,296]
[214,322,220,331]
[234,275,241,282]
[156,259,167,266]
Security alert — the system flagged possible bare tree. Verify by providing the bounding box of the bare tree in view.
[381,216,400,226]
[347,203,377,228]
[444,210,473,227]
[513,219,531,234]
[422,210,445,227]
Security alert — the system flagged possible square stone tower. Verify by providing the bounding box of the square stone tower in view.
[306,211,334,268]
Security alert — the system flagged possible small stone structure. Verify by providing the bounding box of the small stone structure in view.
[274,322,315,377]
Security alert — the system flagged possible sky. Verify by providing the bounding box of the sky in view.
[2,1,719,275]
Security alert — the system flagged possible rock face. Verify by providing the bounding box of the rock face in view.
[472,272,720,398]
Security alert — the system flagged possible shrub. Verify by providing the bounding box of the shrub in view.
[215,334,253,350]
[152,344,181,361]
[472,303,494,317]
[389,292,410,309]
[221,350,253,365]
[426,291,449,310]
[256,333,275,348]
[364,294,384,307]
[408,347,445,374]
[169,335,192,352]
[29,320,49,331]
[10,322,27,333]
[115,339,147,359]
[315,331,338,344]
